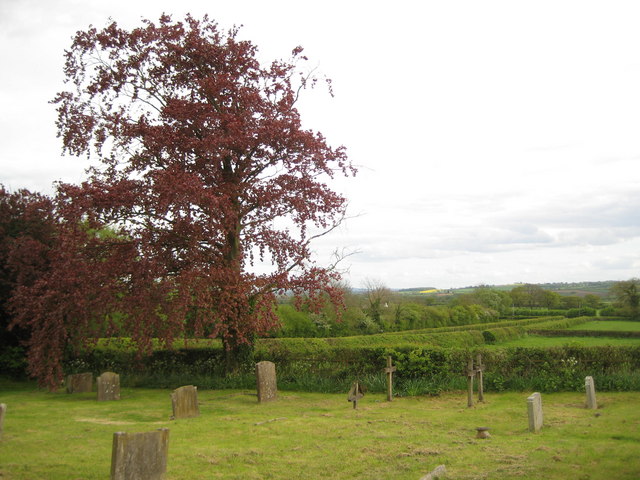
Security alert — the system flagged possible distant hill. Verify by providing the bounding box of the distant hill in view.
[397,281,617,298]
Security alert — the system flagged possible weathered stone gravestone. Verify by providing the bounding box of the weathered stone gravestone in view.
[585,376,598,410]
[171,385,200,419]
[384,356,396,401]
[527,392,543,433]
[347,381,364,409]
[0,403,6,439]
[255,361,277,403]
[66,372,93,393]
[111,428,169,480]
[97,372,121,401]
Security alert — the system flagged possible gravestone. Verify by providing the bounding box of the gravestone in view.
[384,356,397,401]
[66,372,93,393]
[0,403,6,439]
[466,358,475,407]
[475,354,485,402]
[347,381,364,409]
[255,361,277,403]
[585,376,597,410]
[527,392,543,433]
[171,385,200,419]
[97,372,121,401]
[111,428,169,480]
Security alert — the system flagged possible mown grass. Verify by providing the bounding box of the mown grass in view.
[1,381,640,479]
[495,335,640,348]
[567,321,640,332]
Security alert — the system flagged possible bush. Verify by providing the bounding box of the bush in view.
[0,346,28,378]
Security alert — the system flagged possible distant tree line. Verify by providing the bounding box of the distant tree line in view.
[271,280,639,338]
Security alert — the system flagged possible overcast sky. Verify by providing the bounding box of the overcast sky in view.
[1,0,639,289]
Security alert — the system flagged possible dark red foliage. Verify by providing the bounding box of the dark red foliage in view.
[17,14,354,387]
[0,187,57,379]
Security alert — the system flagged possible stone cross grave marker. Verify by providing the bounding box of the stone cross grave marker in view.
[384,356,397,401]
[0,403,6,439]
[585,376,597,410]
[527,392,543,433]
[171,385,200,419]
[111,428,169,480]
[97,372,121,401]
[347,381,364,409]
[66,372,93,393]
[475,353,485,402]
[255,361,277,403]
[466,358,475,407]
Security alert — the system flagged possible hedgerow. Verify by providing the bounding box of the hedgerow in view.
[45,315,640,395]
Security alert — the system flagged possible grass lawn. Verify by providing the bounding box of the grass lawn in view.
[496,335,640,348]
[567,321,640,332]
[1,381,640,479]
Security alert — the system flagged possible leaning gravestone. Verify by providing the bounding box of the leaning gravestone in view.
[97,372,121,401]
[171,385,200,419]
[0,403,6,439]
[527,392,543,433]
[66,372,93,393]
[585,376,598,410]
[111,428,169,480]
[256,361,277,403]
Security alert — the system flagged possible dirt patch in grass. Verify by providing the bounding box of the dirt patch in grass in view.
[74,417,136,425]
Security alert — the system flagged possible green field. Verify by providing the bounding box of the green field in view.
[1,382,640,479]
[496,335,640,348]
[567,321,640,332]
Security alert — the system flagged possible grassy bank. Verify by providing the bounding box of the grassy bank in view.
[1,382,639,479]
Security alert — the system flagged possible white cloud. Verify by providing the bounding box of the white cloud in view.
[2,0,640,289]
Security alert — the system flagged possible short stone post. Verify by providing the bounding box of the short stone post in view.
[0,403,6,439]
[384,356,397,401]
[97,372,121,401]
[527,392,543,433]
[585,376,597,410]
[111,428,169,480]
[170,385,200,419]
[475,354,485,402]
[66,372,93,393]
[466,358,475,407]
[348,381,364,409]
[255,361,277,403]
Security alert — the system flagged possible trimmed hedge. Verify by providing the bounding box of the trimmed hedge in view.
[54,320,640,395]
[8,315,637,394]
[522,316,592,331]
[384,316,565,335]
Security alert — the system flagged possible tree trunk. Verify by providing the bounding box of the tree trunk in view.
[222,332,255,374]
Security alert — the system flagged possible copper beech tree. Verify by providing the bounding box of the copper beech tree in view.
[0,187,56,353]
[12,14,355,388]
